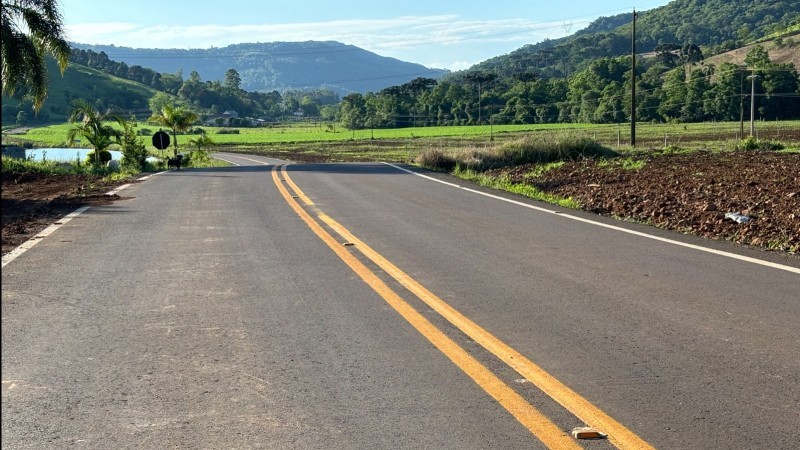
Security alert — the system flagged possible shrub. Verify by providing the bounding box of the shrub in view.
[86,149,112,166]
[216,128,240,134]
[738,136,784,151]
[191,149,210,164]
[417,135,618,172]
[120,122,149,171]
[415,148,458,171]
[494,136,617,167]
[1,155,81,176]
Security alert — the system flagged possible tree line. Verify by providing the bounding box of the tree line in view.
[338,45,799,130]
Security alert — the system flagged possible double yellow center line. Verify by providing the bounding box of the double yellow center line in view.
[273,164,654,450]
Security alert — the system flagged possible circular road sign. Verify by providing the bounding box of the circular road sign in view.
[152,131,170,150]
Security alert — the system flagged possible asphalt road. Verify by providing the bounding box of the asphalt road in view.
[2,153,799,449]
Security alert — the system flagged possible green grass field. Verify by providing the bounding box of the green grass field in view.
[5,120,799,164]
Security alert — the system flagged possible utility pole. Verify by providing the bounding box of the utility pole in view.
[748,71,758,137]
[490,106,494,141]
[466,72,497,126]
[739,69,744,139]
[630,9,637,147]
[477,82,482,125]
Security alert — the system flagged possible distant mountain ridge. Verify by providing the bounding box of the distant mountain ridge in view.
[69,41,448,95]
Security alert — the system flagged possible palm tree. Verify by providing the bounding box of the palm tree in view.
[187,133,214,164]
[1,0,71,112]
[187,133,214,152]
[66,99,124,167]
[148,105,199,157]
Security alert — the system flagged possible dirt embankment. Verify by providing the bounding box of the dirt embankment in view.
[489,150,800,254]
[1,172,128,255]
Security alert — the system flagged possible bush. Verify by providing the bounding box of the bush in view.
[2,155,79,175]
[121,140,148,170]
[737,136,784,151]
[191,149,210,164]
[179,152,191,166]
[418,136,618,173]
[216,128,240,134]
[491,136,617,168]
[121,122,149,171]
[85,149,112,166]
[415,148,458,171]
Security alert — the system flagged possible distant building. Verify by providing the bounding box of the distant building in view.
[204,110,240,126]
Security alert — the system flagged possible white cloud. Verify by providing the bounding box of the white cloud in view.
[428,60,474,71]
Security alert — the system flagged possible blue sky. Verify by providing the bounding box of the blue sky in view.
[61,0,671,70]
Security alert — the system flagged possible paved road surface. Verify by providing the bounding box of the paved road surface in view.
[3,153,798,449]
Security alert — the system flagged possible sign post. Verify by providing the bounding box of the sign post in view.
[152,130,171,158]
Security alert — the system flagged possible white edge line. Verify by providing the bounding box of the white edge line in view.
[214,153,271,165]
[105,184,131,196]
[213,156,241,166]
[1,175,152,268]
[382,162,800,275]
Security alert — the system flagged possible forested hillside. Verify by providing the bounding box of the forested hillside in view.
[473,0,798,78]
[335,0,800,129]
[69,41,448,95]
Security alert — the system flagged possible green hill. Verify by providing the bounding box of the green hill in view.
[2,57,161,126]
[468,0,799,79]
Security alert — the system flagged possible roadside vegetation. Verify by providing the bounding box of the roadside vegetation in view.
[413,134,618,208]
[416,134,618,172]
[0,150,227,184]
[5,118,797,182]
[452,166,583,209]
[7,119,799,153]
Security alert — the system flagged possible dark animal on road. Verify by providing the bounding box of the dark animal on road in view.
[167,154,183,170]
